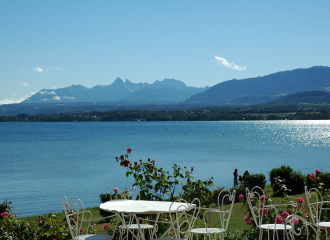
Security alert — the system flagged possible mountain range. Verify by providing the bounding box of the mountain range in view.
[183,66,330,105]
[3,66,330,116]
[22,78,209,104]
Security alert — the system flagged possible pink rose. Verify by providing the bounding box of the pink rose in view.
[238,194,244,201]
[247,220,252,225]
[80,228,83,232]
[127,148,132,154]
[294,205,297,209]
[113,188,118,193]
[275,215,284,224]
[263,208,268,216]
[260,195,267,201]
[282,211,289,218]
[244,216,249,221]
[297,197,305,205]
[315,169,320,174]
[309,173,316,181]
[290,217,298,225]
[305,213,310,218]
[1,212,8,218]
[303,206,305,211]
[103,224,108,230]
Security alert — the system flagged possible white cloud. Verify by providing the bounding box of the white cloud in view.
[20,83,29,87]
[0,91,39,105]
[63,96,76,100]
[46,67,64,71]
[53,96,61,100]
[0,97,26,105]
[38,90,56,95]
[214,56,246,71]
[32,67,44,72]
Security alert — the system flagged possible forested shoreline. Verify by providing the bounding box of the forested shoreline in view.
[2,107,330,122]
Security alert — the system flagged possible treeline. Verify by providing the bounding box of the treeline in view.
[2,108,330,122]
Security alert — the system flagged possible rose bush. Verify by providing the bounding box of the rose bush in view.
[114,148,214,204]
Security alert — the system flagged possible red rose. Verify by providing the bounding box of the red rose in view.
[127,148,132,154]
[123,160,130,167]
[113,188,118,193]
[134,161,138,166]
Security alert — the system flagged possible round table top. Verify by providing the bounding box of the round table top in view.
[100,200,195,214]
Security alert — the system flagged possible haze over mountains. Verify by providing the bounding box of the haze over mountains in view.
[22,78,209,104]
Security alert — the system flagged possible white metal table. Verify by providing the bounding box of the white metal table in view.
[100,200,195,240]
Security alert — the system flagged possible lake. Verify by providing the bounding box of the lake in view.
[1,120,329,216]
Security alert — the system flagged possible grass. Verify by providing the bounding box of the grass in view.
[19,185,309,236]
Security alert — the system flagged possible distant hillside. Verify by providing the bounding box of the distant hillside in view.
[22,78,209,104]
[269,90,330,104]
[183,66,330,105]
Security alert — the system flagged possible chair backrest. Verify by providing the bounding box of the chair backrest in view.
[285,214,319,240]
[245,186,268,227]
[217,188,236,231]
[62,196,92,240]
[167,198,201,240]
[125,187,141,200]
[304,186,330,226]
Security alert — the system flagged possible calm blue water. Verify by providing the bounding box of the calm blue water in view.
[1,121,330,216]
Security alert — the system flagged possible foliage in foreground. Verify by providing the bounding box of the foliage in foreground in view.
[3,149,330,239]
[0,199,71,240]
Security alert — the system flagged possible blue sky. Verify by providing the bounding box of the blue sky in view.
[1,1,330,104]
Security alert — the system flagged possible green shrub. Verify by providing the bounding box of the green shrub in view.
[290,171,305,194]
[269,165,305,196]
[319,171,330,189]
[244,173,266,190]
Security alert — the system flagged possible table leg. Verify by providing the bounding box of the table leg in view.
[133,213,146,240]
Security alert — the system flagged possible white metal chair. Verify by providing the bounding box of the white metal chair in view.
[62,196,116,240]
[285,214,319,240]
[305,186,330,239]
[116,187,155,240]
[190,189,236,240]
[150,198,201,240]
[246,186,292,240]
